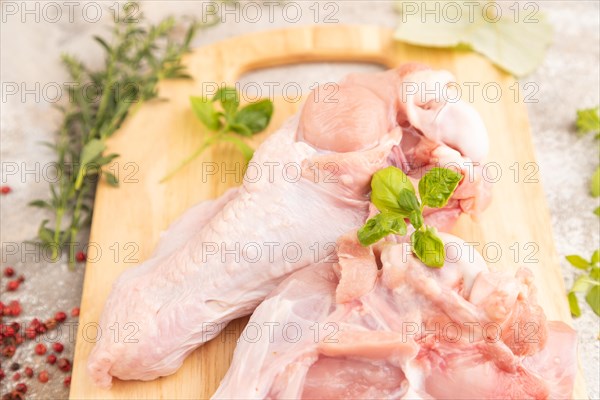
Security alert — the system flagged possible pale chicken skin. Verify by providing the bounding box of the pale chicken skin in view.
[88,65,491,387]
[213,233,577,399]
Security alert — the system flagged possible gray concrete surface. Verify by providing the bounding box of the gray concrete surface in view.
[1,1,599,398]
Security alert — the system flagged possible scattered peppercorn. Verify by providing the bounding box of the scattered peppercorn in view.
[7,301,21,317]
[46,354,57,365]
[35,322,47,334]
[6,281,19,291]
[2,391,24,400]
[3,267,14,277]
[9,363,19,371]
[3,325,16,337]
[24,367,33,378]
[71,307,80,317]
[0,186,11,195]
[14,334,24,345]
[24,328,36,340]
[0,369,4,380]
[45,318,57,330]
[34,343,47,355]
[15,383,27,394]
[11,372,20,381]
[63,375,71,387]
[38,370,49,383]
[52,343,64,353]
[75,251,86,262]
[54,311,67,322]
[2,345,16,358]
[57,358,71,372]
[16,275,24,283]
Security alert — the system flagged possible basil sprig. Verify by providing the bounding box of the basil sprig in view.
[566,250,600,317]
[358,166,462,268]
[160,87,273,182]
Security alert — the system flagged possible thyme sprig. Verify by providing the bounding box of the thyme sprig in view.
[30,3,209,268]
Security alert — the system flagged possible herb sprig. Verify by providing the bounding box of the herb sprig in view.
[30,3,207,268]
[576,106,600,139]
[160,87,273,182]
[575,106,600,215]
[358,166,462,267]
[567,250,600,317]
[564,108,600,317]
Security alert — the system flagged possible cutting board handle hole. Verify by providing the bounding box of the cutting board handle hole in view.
[235,61,386,102]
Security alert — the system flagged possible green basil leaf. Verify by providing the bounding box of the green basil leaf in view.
[591,166,600,198]
[104,171,119,187]
[229,123,253,137]
[234,99,274,135]
[408,210,424,231]
[411,226,445,268]
[357,212,407,246]
[190,96,221,131]
[371,166,416,214]
[418,167,463,208]
[576,106,600,137]
[566,255,591,270]
[221,134,255,162]
[571,275,596,293]
[591,249,599,266]
[568,291,581,317]
[80,139,106,167]
[397,188,423,229]
[585,285,600,317]
[213,87,239,117]
[590,267,600,282]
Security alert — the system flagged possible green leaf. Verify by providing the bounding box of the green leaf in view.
[104,171,119,187]
[213,87,239,117]
[397,188,421,216]
[29,200,52,210]
[595,206,600,217]
[394,1,553,77]
[590,166,600,198]
[566,255,591,270]
[408,210,424,231]
[221,134,255,162]
[80,139,106,167]
[93,36,112,54]
[591,250,599,266]
[233,99,274,135]
[95,153,120,167]
[411,226,445,268]
[568,291,581,318]
[571,275,596,293]
[229,123,253,137]
[419,167,463,208]
[38,220,55,246]
[357,212,407,246]
[370,166,416,214]
[585,285,600,317]
[576,106,600,137]
[190,96,221,131]
[590,267,600,282]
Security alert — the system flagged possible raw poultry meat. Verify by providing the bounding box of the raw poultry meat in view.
[88,64,491,387]
[212,232,577,399]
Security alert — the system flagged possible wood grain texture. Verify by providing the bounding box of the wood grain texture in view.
[70,25,585,399]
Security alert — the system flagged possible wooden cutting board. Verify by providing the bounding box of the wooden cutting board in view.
[70,25,586,399]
